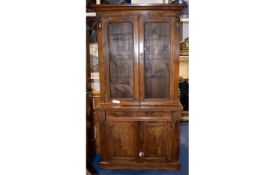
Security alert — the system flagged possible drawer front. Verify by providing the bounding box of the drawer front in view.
[107,111,171,118]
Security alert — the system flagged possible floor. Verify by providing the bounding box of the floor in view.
[91,121,189,175]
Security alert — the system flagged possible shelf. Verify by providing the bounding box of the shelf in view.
[180,56,189,62]
[180,17,189,22]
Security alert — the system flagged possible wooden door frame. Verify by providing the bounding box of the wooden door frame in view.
[100,15,140,105]
[138,15,177,105]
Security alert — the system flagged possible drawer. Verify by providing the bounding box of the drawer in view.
[107,111,172,118]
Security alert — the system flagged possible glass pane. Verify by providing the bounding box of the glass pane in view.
[108,22,134,98]
[144,22,170,99]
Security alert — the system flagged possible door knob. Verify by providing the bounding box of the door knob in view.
[139,151,144,157]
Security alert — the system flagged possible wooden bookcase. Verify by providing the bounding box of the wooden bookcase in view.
[87,4,184,170]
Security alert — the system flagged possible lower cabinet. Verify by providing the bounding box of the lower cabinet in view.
[100,118,179,169]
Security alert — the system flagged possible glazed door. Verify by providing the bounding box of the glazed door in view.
[102,16,139,104]
[106,121,139,162]
[139,16,176,104]
[139,121,171,162]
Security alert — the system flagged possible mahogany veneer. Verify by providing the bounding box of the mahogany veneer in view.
[88,4,184,170]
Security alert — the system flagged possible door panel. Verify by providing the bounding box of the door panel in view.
[139,17,175,104]
[140,121,170,162]
[144,22,170,99]
[108,22,134,98]
[107,121,139,162]
[102,16,139,104]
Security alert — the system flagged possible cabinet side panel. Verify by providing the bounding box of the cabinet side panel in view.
[97,16,105,102]
[172,16,181,102]
[170,112,180,161]
[97,110,109,161]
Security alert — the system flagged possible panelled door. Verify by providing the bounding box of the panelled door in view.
[106,120,171,163]
[106,121,139,162]
[139,121,170,162]
[102,16,139,104]
[102,15,176,105]
[139,16,176,104]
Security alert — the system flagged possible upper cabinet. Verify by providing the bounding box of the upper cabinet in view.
[93,5,183,105]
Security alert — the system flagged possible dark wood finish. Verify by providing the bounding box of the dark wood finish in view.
[100,161,180,170]
[143,21,170,99]
[89,4,184,170]
[87,4,185,12]
[139,16,177,105]
[102,16,139,104]
[108,22,134,98]
[106,121,139,162]
[141,121,170,162]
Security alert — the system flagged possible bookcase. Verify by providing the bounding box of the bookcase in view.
[88,4,184,170]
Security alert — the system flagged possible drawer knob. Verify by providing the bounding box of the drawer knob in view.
[139,151,144,157]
